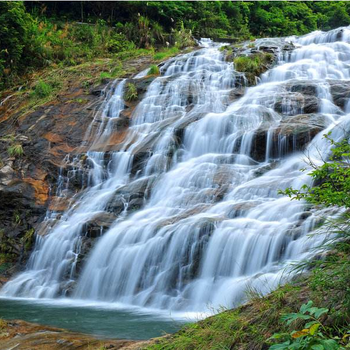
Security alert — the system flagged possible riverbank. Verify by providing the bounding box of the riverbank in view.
[0,319,148,350]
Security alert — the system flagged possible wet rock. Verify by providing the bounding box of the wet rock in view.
[329,80,350,109]
[249,113,326,161]
[84,212,117,238]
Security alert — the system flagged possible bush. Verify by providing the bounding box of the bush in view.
[174,22,195,49]
[124,82,138,101]
[106,32,135,53]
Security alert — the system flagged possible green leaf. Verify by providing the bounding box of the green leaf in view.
[268,333,290,340]
[311,345,324,350]
[309,323,321,335]
[300,301,313,314]
[319,339,340,350]
[269,341,291,350]
[281,313,312,325]
[313,308,329,319]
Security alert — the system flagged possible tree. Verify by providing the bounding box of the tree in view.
[0,1,33,86]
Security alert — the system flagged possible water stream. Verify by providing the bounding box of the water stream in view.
[2,27,350,335]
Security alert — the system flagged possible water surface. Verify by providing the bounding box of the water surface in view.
[0,298,186,339]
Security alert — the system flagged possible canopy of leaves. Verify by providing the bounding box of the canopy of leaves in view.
[1,1,350,90]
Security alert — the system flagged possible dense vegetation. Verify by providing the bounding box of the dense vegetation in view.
[1,1,350,90]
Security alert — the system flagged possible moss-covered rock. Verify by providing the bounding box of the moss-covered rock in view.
[234,52,275,85]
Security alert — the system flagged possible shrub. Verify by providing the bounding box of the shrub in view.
[174,22,195,49]
[281,133,350,209]
[148,65,160,75]
[106,33,135,53]
[124,82,138,101]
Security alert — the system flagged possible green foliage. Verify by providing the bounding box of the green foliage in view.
[31,80,52,98]
[7,144,23,158]
[153,47,179,61]
[234,52,275,84]
[147,65,160,76]
[100,72,112,81]
[21,228,35,252]
[0,1,33,88]
[280,133,350,209]
[0,230,17,261]
[106,32,136,53]
[173,22,195,49]
[308,243,350,313]
[124,82,138,102]
[2,1,349,91]
[234,53,274,73]
[268,301,345,350]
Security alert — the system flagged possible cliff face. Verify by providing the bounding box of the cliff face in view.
[0,55,156,280]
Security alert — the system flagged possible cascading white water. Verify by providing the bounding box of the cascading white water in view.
[1,79,133,298]
[3,28,350,314]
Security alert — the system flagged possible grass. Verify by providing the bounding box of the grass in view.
[0,54,145,125]
[153,47,180,61]
[234,53,274,73]
[124,82,138,102]
[100,72,112,81]
[234,52,275,85]
[148,64,160,76]
[7,144,24,158]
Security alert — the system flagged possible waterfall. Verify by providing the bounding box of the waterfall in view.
[2,28,350,313]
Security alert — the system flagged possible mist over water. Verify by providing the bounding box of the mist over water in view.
[2,27,350,319]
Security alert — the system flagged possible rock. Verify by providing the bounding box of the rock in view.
[248,113,326,161]
[0,319,139,350]
[0,164,15,185]
[84,212,117,238]
[329,80,350,109]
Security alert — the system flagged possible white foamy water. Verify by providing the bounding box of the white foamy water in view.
[2,28,350,314]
